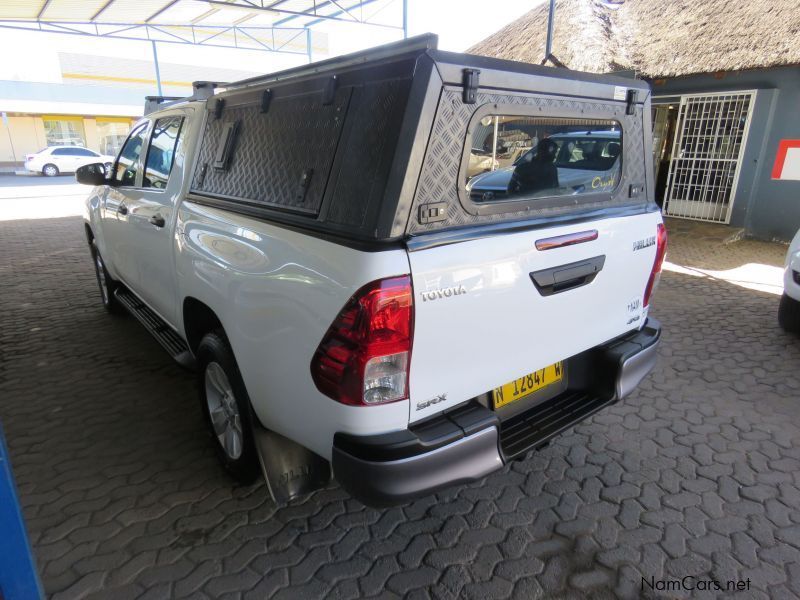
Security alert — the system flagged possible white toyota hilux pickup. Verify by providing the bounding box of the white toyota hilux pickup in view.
[78,35,666,506]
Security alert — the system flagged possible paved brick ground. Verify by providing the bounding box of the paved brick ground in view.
[2,214,800,599]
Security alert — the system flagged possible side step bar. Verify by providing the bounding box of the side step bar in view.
[114,287,196,370]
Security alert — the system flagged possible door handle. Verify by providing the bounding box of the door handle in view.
[530,255,606,296]
[149,214,166,228]
[118,204,128,215]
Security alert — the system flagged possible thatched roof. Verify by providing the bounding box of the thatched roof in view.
[468,0,800,78]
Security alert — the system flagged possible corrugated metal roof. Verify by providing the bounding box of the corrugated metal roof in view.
[0,1,403,55]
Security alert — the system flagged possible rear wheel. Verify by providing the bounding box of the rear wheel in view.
[779,293,800,333]
[42,163,59,177]
[90,241,120,313]
[197,332,260,483]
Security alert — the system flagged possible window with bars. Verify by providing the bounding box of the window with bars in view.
[664,92,754,223]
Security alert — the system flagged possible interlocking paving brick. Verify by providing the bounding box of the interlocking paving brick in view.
[3,212,800,598]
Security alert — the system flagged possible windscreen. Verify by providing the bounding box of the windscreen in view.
[465,116,622,204]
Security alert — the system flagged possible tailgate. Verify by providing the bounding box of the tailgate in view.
[407,211,662,421]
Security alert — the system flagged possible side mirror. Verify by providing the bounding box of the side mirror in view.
[76,162,109,186]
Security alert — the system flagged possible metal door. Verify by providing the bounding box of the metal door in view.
[663,91,755,223]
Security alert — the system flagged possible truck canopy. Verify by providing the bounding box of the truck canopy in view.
[186,34,654,246]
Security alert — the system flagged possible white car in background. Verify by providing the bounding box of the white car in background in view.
[24,146,114,177]
[779,229,800,333]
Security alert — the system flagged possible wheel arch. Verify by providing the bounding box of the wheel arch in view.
[183,297,225,355]
[84,222,94,245]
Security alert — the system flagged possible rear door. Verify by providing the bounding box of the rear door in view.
[407,105,661,422]
[50,147,77,173]
[120,112,188,327]
[73,147,103,169]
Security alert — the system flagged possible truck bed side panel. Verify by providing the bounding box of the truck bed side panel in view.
[175,201,412,459]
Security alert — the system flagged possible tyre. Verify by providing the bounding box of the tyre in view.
[42,163,59,177]
[779,293,800,333]
[197,332,260,484]
[90,241,120,313]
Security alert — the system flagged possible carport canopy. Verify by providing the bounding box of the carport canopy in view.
[0,0,407,56]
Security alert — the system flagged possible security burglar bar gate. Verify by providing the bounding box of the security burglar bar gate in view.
[663,91,755,223]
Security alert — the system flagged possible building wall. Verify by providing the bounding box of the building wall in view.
[0,49,261,170]
[0,113,136,168]
[0,116,46,164]
[652,65,800,242]
[84,118,100,154]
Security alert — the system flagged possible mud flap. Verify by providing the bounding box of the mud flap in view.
[252,424,332,505]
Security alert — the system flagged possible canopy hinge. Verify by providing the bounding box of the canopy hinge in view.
[260,89,273,114]
[462,68,480,104]
[625,89,638,115]
[322,75,338,106]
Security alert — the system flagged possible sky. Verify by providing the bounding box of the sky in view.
[322,0,539,57]
[410,0,537,50]
[0,0,541,82]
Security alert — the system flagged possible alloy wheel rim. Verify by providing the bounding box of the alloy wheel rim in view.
[204,362,243,460]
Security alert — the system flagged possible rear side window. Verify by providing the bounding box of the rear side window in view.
[144,116,184,189]
[52,147,71,156]
[113,124,148,187]
[465,116,622,204]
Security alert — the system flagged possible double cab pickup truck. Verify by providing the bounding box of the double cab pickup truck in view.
[78,35,666,507]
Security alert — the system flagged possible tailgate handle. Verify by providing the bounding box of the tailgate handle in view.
[530,255,606,296]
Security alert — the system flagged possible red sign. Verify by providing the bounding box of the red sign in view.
[772,139,800,180]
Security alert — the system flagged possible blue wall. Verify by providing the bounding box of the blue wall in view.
[651,65,800,242]
[0,425,43,600]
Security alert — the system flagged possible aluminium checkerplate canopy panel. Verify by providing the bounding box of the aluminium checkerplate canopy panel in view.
[192,89,351,216]
[407,87,648,234]
[182,36,653,243]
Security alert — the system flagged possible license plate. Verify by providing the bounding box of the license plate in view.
[493,362,564,409]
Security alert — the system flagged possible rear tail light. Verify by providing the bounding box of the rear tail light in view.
[643,222,668,307]
[25,154,34,161]
[311,276,413,406]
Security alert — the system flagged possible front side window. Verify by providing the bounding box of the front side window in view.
[465,116,622,204]
[74,148,99,157]
[143,116,184,189]
[113,123,148,187]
